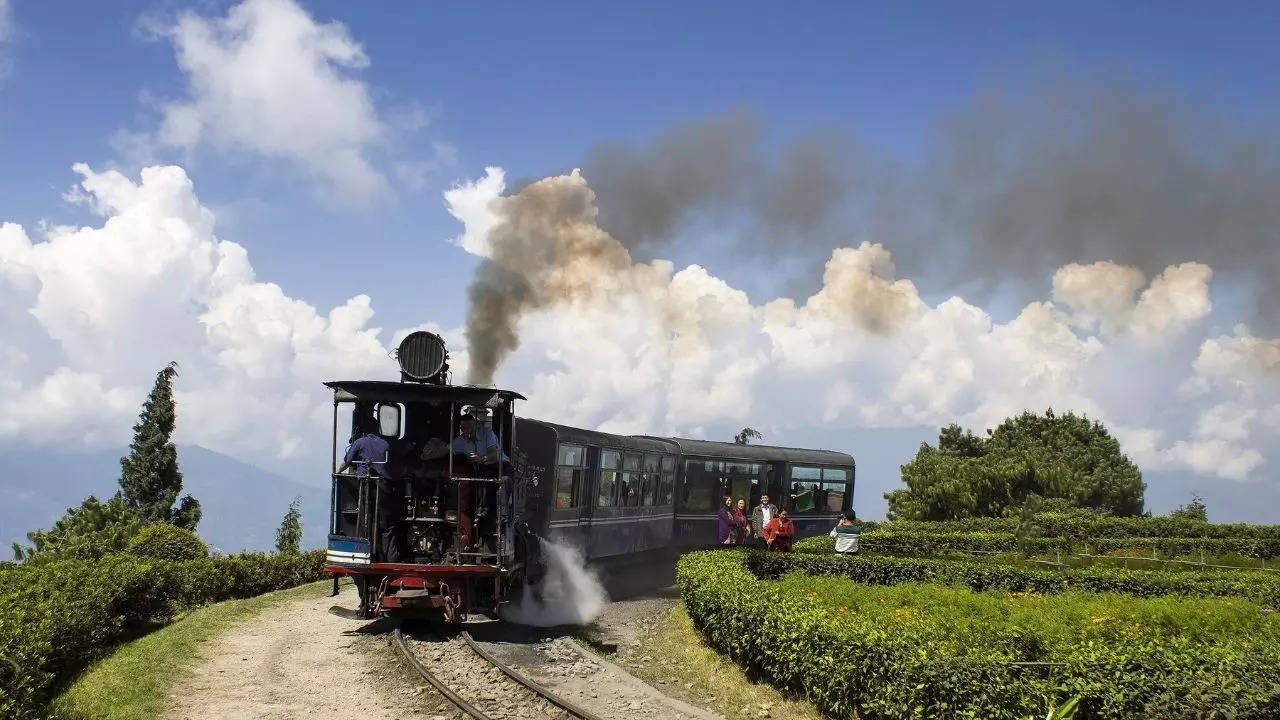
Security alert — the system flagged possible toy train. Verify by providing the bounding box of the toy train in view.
[325,331,854,621]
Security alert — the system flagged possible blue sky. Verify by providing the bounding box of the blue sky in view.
[2,1,1279,521]
[4,1,1279,333]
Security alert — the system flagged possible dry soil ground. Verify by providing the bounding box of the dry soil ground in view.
[162,584,451,719]
[162,582,722,720]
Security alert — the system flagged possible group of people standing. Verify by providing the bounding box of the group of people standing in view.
[716,494,795,552]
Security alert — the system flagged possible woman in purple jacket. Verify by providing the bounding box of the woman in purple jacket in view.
[716,495,734,544]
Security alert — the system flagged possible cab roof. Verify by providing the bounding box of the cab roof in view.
[324,380,526,407]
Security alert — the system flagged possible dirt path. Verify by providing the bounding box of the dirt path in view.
[163,584,448,720]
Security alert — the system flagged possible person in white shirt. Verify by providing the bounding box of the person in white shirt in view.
[829,512,860,554]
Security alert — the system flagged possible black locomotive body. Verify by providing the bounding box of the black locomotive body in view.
[324,332,854,621]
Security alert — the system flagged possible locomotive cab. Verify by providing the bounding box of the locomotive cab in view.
[323,332,528,621]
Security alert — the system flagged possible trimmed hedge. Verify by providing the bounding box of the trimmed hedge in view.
[747,550,1280,606]
[0,550,324,719]
[678,550,1280,720]
[852,529,1280,559]
[880,514,1280,541]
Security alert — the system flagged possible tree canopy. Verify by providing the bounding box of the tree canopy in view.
[884,409,1145,521]
[1169,493,1208,522]
[16,361,201,561]
[119,361,200,529]
[275,496,303,555]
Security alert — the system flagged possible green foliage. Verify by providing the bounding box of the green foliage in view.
[0,550,324,719]
[747,551,1280,606]
[127,524,208,562]
[842,528,1280,559]
[841,513,1280,541]
[886,410,1145,521]
[17,494,143,561]
[119,362,194,527]
[171,495,203,531]
[733,427,764,445]
[274,496,303,555]
[678,550,1280,720]
[1168,493,1208,522]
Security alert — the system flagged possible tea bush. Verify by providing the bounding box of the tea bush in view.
[881,514,1280,540]
[0,550,324,719]
[678,550,1280,720]
[127,523,209,562]
[747,550,1280,605]
[847,529,1280,559]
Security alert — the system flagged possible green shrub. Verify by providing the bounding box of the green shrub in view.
[678,550,1280,720]
[867,514,1280,541]
[847,529,1280,559]
[747,550,1280,606]
[0,550,324,719]
[127,524,209,562]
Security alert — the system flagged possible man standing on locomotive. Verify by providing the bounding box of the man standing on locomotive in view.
[452,414,505,470]
[338,420,403,562]
[451,413,508,552]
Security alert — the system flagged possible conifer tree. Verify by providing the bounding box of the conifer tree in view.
[275,496,303,554]
[119,362,199,527]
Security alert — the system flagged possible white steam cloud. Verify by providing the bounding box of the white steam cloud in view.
[501,541,608,627]
[447,166,1280,483]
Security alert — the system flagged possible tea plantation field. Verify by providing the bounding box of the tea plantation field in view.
[677,515,1280,719]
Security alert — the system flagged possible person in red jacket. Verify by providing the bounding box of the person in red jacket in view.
[763,509,796,552]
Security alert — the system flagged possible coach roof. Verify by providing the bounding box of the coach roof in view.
[640,436,853,465]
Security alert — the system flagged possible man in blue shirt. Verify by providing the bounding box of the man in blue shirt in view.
[451,414,508,553]
[339,430,390,477]
[339,424,399,561]
[451,414,507,466]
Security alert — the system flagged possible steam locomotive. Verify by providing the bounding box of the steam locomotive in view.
[325,331,854,621]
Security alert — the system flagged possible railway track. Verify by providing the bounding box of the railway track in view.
[393,626,610,720]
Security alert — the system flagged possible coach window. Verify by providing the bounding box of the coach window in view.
[725,461,761,508]
[681,459,719,512]
[621,454,644,507]
[822,467,851,512]
[642,455,662,505]
[555,444,587,510]
[660,455,676,505]
[789,465,823,513]
[598,450,620,507]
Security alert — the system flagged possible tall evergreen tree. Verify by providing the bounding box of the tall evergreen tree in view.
[275,496,303,554]
[119,362,199,527]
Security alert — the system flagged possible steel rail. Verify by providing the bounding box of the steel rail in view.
[461,630,610,720]
[393,627,494,720]
[394,625,611,720]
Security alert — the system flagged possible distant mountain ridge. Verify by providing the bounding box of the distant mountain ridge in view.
[0,444,329,553]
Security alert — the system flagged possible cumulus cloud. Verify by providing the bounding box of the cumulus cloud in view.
[0,164,404,469]
[144,0,390,202]
[1052,260,1211,343]
[448,167,1280,483]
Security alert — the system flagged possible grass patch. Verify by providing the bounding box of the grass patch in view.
[614,602,825,720]
[51,580,330,720]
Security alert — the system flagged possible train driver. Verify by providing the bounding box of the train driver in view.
[451,414,508,469]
